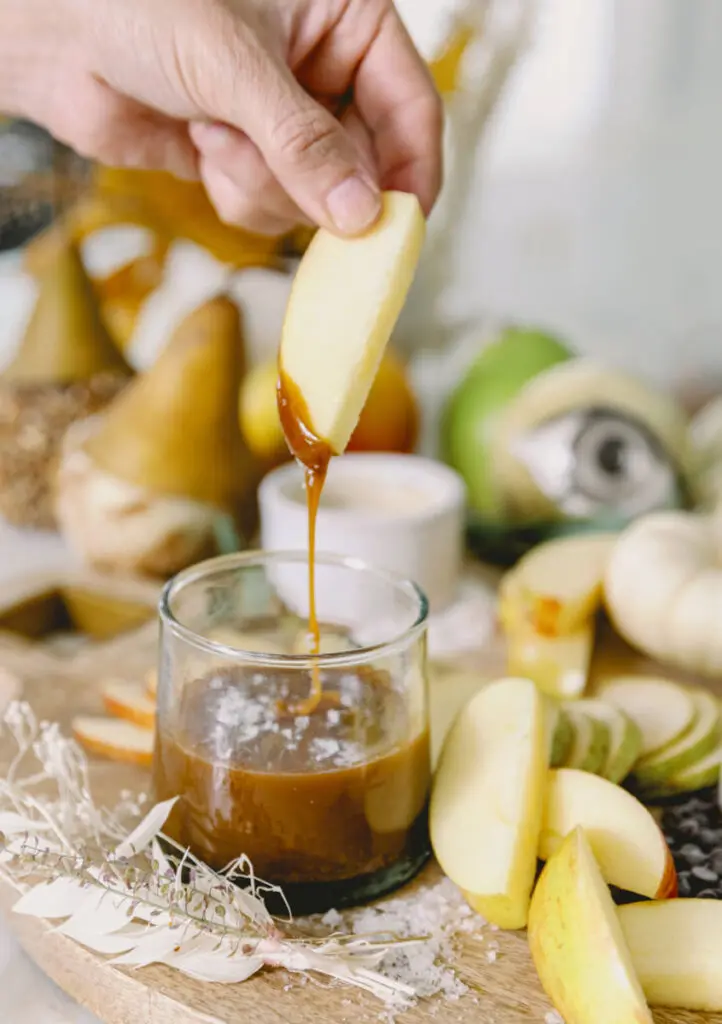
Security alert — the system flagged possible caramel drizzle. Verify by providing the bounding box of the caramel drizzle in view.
[277,371,332,715]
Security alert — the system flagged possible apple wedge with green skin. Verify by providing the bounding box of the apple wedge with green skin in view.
[597,676,696,757]
[539,769,677,899]
[638,744,722,800]
[562,705,609,774]
[430,676,549,930]
[569,699,641,783]
[634,688,720,786]
[619,900,722,1012]
[528,827,654,1024]
[280,191,425,455]
[550,707,574,767]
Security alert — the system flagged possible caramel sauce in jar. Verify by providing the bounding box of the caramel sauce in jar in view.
[153,663,431,913]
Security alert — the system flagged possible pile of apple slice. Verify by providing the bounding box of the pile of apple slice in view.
[500,533,617,699]
[431,676,722,1020]
[72,671,158,766]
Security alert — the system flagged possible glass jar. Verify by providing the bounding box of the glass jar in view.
[153,550,431,914]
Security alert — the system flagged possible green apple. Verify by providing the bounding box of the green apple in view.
[571,699,641,783]
[639,744,721,801]
[634,688,720,786]
[562,705,609,774]
[550,707,574,767]
[528,827,654,1024]
[441,327,572,519]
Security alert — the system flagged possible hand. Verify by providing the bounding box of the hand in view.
[1,0,443,236]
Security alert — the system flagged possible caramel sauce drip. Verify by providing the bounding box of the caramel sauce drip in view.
[277,370,333,715]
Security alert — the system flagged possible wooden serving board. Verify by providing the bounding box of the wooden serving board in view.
[0,570,720,1024]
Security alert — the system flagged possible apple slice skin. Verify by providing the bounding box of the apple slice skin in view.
[637,744,722,801]
[619,900,722,1011]
[550,708,573,767]
[571,699,641,784]
[528,827,654,1024]
[430,676,549,930]
[634,688,720,787]
[540,769,677,900]
[563,707,609,774]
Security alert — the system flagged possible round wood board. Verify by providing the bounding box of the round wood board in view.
[0,572,721,1024]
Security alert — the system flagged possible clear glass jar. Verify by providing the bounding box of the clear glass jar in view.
[153,550,431,914]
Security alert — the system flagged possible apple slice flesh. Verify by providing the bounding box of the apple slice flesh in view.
[634,688,720,786]
[562,704,609,774]
[539,769,677,899]
[513,533,615,635]
[571,699,641,783]
[529,827,653,1024]
[72,716,154,766]
[506,623,593,699]
[597,676,696,757]
[619,900,722,1011]
[101,680,156,730]
[430,676,549,929]
[280,190,425,454]
[639,743,722,800]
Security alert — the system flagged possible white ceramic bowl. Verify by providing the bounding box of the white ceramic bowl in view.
[258,453,466,612]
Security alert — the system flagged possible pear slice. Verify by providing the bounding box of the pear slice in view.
[72,716,153,766]
[85,295,255,508]
[528,828,654,1024]
[101,680,156,730]
[279,191,425,454]
[571,699,641,783]
[512,533,615,636]
[562,704,609,774]
[550,707,574,767]
[4,242,131,384]
[506,622,593,699]
[430,677,549,929]
[634,688,720,786]
[597,676,696,757]
[639,744,722,800]
[539,770,677,899]
[619,900,722,1011]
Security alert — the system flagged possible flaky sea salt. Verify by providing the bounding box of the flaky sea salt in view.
[544,1012,564,1024]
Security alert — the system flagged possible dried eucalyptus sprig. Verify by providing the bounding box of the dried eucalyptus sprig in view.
[0,702,419,1004]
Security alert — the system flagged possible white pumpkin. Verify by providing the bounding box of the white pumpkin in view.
[605,510,722,676]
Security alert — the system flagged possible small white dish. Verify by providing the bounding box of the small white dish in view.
[259,453,466,612]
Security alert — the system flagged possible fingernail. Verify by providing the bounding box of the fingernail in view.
[189,121,235,151]
[326,175,381,234]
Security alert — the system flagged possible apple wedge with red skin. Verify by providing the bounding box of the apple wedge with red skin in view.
[539,769,677,900]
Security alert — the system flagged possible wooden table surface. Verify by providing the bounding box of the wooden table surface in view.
[0,568,721,1024]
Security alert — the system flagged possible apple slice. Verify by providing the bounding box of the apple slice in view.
[430,677,549,929]
[101,680,156,730]
[513,533,615,636]
[145,668,157,698]
[597,676,696,757]
[634,688,720,786]
[570,699,641,783]
[562,704,609,774]
[72,716,154,766]
[539,769,677,899]
[639,744,722,800]
[528,827,653,1024]
[280,191,425,454]
[619,900,722,1011]
[506,622,593,699]
[550,707,574,767]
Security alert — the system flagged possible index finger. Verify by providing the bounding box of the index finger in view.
[354,7,444,215]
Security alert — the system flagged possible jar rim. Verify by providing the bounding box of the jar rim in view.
[159,549,429,668]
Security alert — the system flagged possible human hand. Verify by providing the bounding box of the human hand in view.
[1,0,443,236]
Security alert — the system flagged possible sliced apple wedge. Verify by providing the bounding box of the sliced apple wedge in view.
[634,688,720,786]
[639,744,722,800]
[563,704,609,774]
[430,677,548,929]
[280,191,425,454]
[528,827,654,1024]
[102,680,156,730]
[570,699,641,783]
[539,769,677,899]
[506,622,593,699]
[619,900,722,1011]
[550,707,574,767]
[513,533,615,636]
[597,676,696,757]
[72,716,154,766]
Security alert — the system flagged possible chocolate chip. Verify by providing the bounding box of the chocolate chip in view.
[679,843,706,865]
[695,888,720,899]
[691,865,718,883]
[678,818,701,837]
[677,872,693,897]
[699,828,722,849]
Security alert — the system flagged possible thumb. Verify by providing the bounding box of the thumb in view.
[205,53,381,236]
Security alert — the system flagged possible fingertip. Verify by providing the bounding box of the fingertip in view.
[325,174,382,236]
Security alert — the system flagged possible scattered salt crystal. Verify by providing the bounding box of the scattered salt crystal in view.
[327,709,342,725]
[545,1012,564,1024]
[485,950,497,963]
[322,908,344,929]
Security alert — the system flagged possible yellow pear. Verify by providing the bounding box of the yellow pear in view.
[85,295,256,508]
[4,241,131,384]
